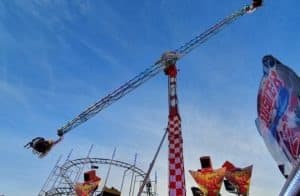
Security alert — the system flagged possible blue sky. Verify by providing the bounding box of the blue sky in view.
[1,0,300,195]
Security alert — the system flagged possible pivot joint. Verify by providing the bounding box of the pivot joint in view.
[159,51,180,67]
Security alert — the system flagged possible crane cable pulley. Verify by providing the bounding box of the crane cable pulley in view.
[26,1,263,157]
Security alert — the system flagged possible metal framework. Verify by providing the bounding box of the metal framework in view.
[53,1,261,138]
[38,156,155,196]
[30,1,264,195]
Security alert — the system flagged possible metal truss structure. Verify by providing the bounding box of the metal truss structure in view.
[38,155,157,196]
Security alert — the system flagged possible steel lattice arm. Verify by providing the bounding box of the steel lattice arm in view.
[175,4,253,59]
[26,1,262,156]
[57,1,261,137]
[57,63,163,136]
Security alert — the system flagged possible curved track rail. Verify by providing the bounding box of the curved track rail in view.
[42,157,147,196]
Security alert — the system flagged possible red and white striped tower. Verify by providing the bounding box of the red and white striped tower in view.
[164,53,186,196]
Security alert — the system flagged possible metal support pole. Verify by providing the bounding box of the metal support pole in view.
[279,158,300,195]
[155,171,158,196]
[103,147,117,189]
[120,168,130,193]
[51,156,64,189]
[38,155,63,195]
[65,149,73,161]
[137,128,167,196]
[131,174,139,196]
[74,144,94,183]
[129,153,138,196]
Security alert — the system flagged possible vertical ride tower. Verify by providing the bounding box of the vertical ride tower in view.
[163,52,186,196]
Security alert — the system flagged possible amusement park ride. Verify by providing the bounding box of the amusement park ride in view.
[28,0,300,195]
[37,146,157,196]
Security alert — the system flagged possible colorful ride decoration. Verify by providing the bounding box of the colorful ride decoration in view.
[222,161,253,196]
[189,168,225,196]
[189,156,225,196]
[74,170,101,196]
[256,55,300,177]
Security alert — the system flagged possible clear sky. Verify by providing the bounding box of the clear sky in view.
[1,0,300,195]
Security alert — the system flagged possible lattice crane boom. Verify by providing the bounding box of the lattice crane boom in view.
[57,1,261,137]
[57,62,162,136]
[25,0,263,157]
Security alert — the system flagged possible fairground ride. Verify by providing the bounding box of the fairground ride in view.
[26,1,263,196]
[38,148,158,196]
